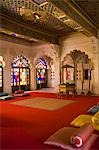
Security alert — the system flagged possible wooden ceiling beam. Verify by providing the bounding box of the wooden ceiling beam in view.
[0,13,59,44]
[48,0,97,37]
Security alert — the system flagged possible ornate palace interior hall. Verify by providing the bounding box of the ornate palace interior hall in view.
[0,0,99,150]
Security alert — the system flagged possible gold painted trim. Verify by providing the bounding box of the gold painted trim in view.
[0,13,56,38]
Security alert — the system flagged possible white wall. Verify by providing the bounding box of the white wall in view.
[32,44,60,91]
[0,32,99,95]
[0,39,33,93]
[0,38,60,93]
[60,32,94,60]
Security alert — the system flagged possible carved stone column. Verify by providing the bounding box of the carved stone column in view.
[50,44,61,91]
[3,52,12,93]
[91,35,99,95]
[30,64,37,91]
[54,57,60,92]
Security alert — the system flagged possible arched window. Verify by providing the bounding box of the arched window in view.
[35,58,47,89]
[11,55,30,68]
[11,55,30,92]
[0,56,5,92]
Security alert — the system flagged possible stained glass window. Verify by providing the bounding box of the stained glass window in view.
[0,67,3,88]
[36,68,46,84]
[36,58,47,88]
[35,58,47,69]
[11,55,30,92]
[0,56,5,92]
[11,55,30,68]
[11,68,20,86]
[20,68,30,85]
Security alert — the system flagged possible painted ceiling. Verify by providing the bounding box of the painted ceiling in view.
[0,0,99,43]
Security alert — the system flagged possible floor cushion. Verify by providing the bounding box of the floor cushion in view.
[88,104,99,114]
[0,95,14,100]
[14,90,24,94]
[71,113,99,131]
[71,114,92,127]
[0,92,8,97]
[92,112,99,131]
[14,93,30,97]
[70,123,93,148]
[44,126,98,150]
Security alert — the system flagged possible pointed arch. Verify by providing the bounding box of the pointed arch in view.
[35,57,48,89]
[11,55,30,68]
[33,55,54,89]
[35,57,47,69]
[11,55,30,92]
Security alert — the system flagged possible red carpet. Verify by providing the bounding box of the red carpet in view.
[0,92,99,149]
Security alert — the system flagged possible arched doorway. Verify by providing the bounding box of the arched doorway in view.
[35,58,47,90]
[62,50,93,95]
[11,55,30,92]
[62,54,74,84]
[0,56,5,92]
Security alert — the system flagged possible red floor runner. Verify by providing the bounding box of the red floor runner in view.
[0,92,99,149]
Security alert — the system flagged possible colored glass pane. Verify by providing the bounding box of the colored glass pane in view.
[11,55,30,90]
[36,58,47,85]
[0,67,3,88]
[20,68,27,85]
[11,67,30,87]
[12,55,30,67]
[36,68,46,84]
[0,56,4,91]
[35,58,47,69]
[13,68,20,86]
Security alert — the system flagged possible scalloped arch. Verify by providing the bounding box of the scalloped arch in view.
[33,55,53,69]
[62,50,90,65]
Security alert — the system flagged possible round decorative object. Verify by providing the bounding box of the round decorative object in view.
[70,135,83,147]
